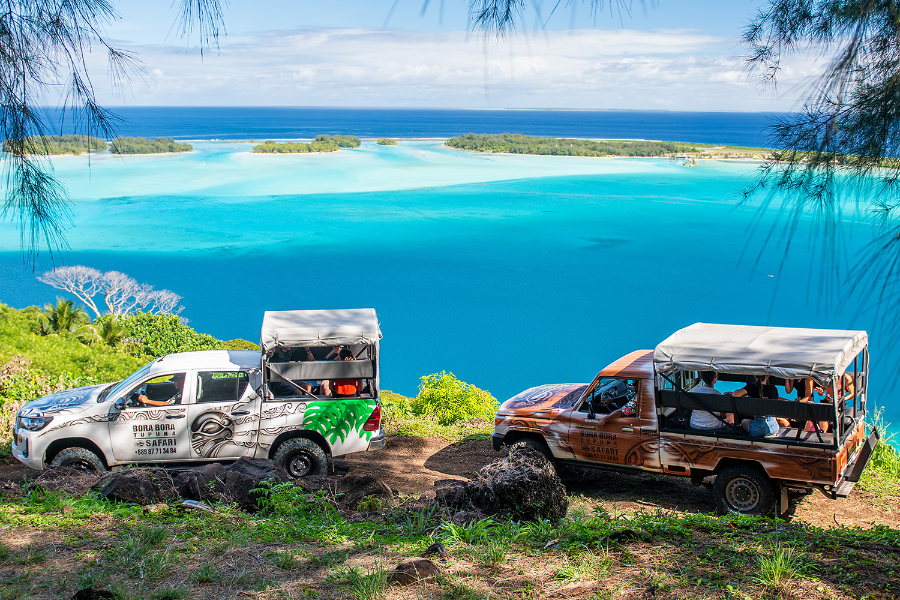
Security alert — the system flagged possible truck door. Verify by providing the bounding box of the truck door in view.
[187,370,260,459]
[108,372,193,463]
[567,378,660,470]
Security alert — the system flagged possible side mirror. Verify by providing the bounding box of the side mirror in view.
[114,398,126,410]
[586,401,596,420]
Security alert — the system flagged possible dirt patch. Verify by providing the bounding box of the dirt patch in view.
[335,435,503,493]
[339,435,900,529]
[5,434,898,529]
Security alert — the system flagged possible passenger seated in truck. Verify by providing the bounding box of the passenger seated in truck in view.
[596,388,637,428]
[739,384,781,437]
[327,348,363,398]
[787,376,829,433]
[138,373,185,406]
[689,371,733,432]
[267,344,316,396]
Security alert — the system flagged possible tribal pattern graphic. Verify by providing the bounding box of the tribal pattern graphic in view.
[260,402,308,420]
[190,410,235,458]
[505,384,587,410]
[38,407,186,437]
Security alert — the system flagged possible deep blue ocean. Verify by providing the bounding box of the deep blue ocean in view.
[52,107,779,146]
[0,108,894,426]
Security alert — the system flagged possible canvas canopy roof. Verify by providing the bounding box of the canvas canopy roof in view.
[260,309,381,352]
[653,323,868,385]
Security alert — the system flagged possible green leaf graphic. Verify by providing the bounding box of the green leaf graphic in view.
[302,399,377,444]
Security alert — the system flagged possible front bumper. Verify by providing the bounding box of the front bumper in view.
[368,428,387,450]
[11,428,45,470]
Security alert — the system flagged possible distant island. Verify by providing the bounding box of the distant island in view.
[446,133,770,160]
[377,138,398,146]
[253,135,361,154]
[3,135,106,156]
[110,137,193,155]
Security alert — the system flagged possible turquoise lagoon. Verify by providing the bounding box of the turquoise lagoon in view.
[0,141,893,422]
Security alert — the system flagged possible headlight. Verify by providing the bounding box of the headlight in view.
[19,415,53,431]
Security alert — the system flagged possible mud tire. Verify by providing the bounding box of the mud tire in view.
[510,437,554,463]
[49,447,107,473]
[714,464,774,516]
[273,438,328,478]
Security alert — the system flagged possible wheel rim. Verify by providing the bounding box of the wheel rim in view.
[288,453,313,477]
[725,476,760,511]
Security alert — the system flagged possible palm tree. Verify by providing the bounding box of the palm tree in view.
[39,298,89,334]
[94,314,126,347]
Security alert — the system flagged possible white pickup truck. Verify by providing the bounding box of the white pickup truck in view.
[12,308,386,477]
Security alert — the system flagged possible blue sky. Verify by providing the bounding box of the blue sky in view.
[87,1,819,110]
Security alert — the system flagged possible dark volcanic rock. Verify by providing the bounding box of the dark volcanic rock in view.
[465,445,568,523]
[388,558,441,585]
[171,462,226,502]
[94,468,177,506]
[433,482,469,509]
[421,542,449,560]
[335,474,393,510]
[71,588,116,600]
[172,458,289,511]
[32,467,102,496]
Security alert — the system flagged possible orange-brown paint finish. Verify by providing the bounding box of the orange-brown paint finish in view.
[496,349,861,489]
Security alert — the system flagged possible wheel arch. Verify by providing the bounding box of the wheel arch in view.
[713,457,772,477]
[45,438,109,468]
[267,430,332,459]
[502,429,549,448]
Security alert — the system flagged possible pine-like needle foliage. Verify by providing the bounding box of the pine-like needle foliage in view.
[0,0,225,263]
[741,1,900,324]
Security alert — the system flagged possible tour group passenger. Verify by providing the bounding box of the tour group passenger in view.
[688,371,733,432]
[139,373,185,406]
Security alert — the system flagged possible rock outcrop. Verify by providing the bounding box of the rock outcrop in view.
[388,559,441,585]
[465,445,568,523]
[93,468,177,506]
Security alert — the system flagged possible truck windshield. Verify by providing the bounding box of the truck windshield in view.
[98,362,154,403]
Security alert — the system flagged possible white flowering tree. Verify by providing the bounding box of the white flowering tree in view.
[37,266,183,318]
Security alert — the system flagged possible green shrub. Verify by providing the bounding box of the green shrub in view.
[0,304,143,382]
[120,313,222,358]
[0,355,98,447]
[220,338,259,351]
[409,371,498,425]
[376,138,398,145]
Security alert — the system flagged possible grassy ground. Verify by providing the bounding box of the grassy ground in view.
[1,474,898,600]
[1,406,898,600]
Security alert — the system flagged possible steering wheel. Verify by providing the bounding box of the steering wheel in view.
[127,384,147,407]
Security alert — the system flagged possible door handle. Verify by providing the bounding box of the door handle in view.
[166,415,185,420]
[621,427,633,433]
[575,425,595,430]
[231,411,250,416]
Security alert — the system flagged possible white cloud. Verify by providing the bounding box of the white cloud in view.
[85,27,823,110]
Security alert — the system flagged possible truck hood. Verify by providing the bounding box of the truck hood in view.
[18,384,110,417]
[500,383,588,411]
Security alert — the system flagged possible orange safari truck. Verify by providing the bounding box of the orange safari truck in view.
[492,323,879,516]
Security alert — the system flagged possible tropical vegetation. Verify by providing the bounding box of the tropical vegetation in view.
[395,371,499,426]
[1,134,106,155]
[109,137,193,154]
[0,302,257,449]
[252,135,361,154]
[376,138,398,145]
[446,133,708,157]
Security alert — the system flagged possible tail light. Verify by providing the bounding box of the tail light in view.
[363,405,381,432]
